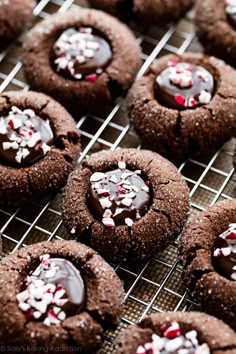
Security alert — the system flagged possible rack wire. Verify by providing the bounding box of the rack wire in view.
[0,0,235,352]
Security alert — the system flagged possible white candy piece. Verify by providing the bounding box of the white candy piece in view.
[41,142,51,155]
[195,343,210,354]
[43,317,51,326]
[221,247,231,256]
[23,109,35,118]
[136,346,146,354]
[54,289,66,301]
[109,174,118,183]
[198,90,211,104]
[185,329,197,340]
[102,217,115,227]
[121,198,132,207]
[99,197,112,209]
[103,209,112,218]
[213,248,221,257]
[57,311,66,321]
[18,302,31,312]
[141,185,149,193]
[118,160,126,169]
[87,41,100,50]
[165,337,184,352]
[125,218,134,227]
[16,290,29,303]
[90,172,105,182]
[45,268,57,279]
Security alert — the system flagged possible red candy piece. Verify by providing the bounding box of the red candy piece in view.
[168,60,178,67]
[226,231,236,240]
[163,322,181,339]
[25,310,34,320]
[85,74,98,82]
[8,119,14,129]
[175,95,185,106]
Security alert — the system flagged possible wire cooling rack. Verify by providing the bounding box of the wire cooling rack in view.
[0,0,236,352]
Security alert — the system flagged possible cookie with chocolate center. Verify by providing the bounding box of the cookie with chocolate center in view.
[127,53,236,162]
[62,148,190,262]
[114,312,236,354]
[0,0,35,49]
[0,90,80,206]
[0,240,124,352]
[195,0,236,67]
[88,0,194,25]
[22,9,141,116]
[179,199,236,329]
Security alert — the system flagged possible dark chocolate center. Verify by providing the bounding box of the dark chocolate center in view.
[212,224,236,280]
[52,27,112,81]
[34,257,86,314]
[87,166,150,227]
[155,62,214,110]
[0,106,53,167]
[225,0,236,28]
[16,255,86,325]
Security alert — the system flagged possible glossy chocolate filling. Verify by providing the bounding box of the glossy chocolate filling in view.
[0,106,53,167]
[212,224,236,281]
[52,27,112,81]
[34,258,86,314]
[16,255,86,325]
[87,165,150,227]
[155,62,214,110]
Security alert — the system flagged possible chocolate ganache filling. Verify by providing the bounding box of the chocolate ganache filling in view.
[0,106,53,167]
[225,0,236,28]
[136,321,210,354]
[155,61,214,110]
[52,27,112,82]
[87,160,150,227]
[213,223,236,280]
[16,254,86,326]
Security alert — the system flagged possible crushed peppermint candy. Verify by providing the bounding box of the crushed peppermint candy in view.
[136,321,210,354]
[53,27,112,81]
[16,254,85,326]
[168,64,194,88]
[155,62,214,110]
[0,106,53,167]
[87,160,150,227]
[225,0,236,14]
[212,223,236,280]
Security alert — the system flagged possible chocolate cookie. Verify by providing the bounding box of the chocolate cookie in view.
[195,0,236,67]
[114,312,236,354]
[0,90,80,206]
[89,0,194,25]
[22,9,141,115]
[127,53,236,163]
[0,0,35,50]
[179,199,236,329]
[62,148,190,262]
[0,240,124,352]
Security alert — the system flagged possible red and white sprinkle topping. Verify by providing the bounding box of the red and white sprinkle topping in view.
[16,254,68,326]
[136,321,210,354]
[156,62,213,110]
[88,160,150,227]
[213,223,236,280]
[53,27,111,81]
[0,106,52,166]
[168,64,193,89]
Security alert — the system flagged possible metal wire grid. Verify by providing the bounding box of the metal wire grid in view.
[0,0,236,352]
